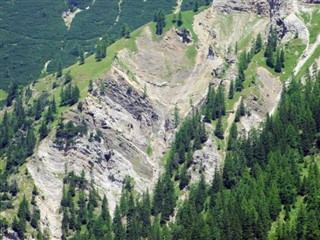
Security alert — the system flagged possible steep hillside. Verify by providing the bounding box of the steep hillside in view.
[0,0,319,239]
[0,0,208,91]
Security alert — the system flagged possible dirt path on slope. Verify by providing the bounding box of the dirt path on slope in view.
[175,0,183,14]
[114,0,123,25]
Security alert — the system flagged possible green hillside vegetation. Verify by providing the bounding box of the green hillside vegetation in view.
[245,38,306,82]
[0,0,206,91]
[300,7,320,44]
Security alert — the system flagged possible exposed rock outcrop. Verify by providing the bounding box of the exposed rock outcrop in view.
[215,0,270,16]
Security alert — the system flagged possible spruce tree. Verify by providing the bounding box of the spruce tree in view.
[227,122,238,150]
[255,33,262,54]
[177,11,183,27]
[140,191,152,238]
[275,50,282,73]
[228,80,234,99]
[57,60,62,78]
[239,98,245,116]
[280,48,285,68]
[179,164,190,190]
[121,23,131,39]
[39,121,48,140]
[79,48,85,65]
[101,195,111,228]
[155,9,166,36]
[88,80,93,93]
[194,174,206,213]
[112,206,126,240]
[235,76,243,92]
[265,46,274,68]
[174,105,180,127]
[194,0,199,12]
[161,173,176,223]
[214,117,224,140]
[52,97,57,114]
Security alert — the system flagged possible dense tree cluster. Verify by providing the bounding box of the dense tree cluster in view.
[60,83,80,106]
[235,40,257,92]
[11,193,43,239]
[265,27,285,72]
[55,120,87,150]
[59,171,112,240]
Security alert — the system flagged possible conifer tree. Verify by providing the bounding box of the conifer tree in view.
[177,11,183,27]
[194,174,206,213]
[255,33,262,54]
[280,48,285,68]
[121,23,131,39]
[228,80,234,99]
[179,164,190,190]
[227,122,238,150]
[194,0,199,12]
[161,173,176,223]
[140,191,152,238]
[57,60,62,78]
[112,206,126,240]
[155,9,166,35]
[275,50,282,73]
[39,121,48,140]
[265,46,274,68]
[101,195,111,227]
[214,117,224,139]
[235,76,243,92]
[88,80,93,93]
[52,97,57,114]
[239,98,245,116]
[79,48,85,65]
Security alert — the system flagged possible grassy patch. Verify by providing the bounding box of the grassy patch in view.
[185,44,198,63]
[147,142,153,157]
[0,89,8,101]
[300,8,320,44]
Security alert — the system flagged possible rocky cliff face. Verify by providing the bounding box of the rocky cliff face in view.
[215,0,270,16]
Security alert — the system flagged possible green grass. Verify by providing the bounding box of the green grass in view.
[185,44,198,64]
[147,142,153,157]
[0,89,8,101]
[300,8,320,44]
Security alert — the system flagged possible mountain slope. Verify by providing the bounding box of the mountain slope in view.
[0,0,319,239]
